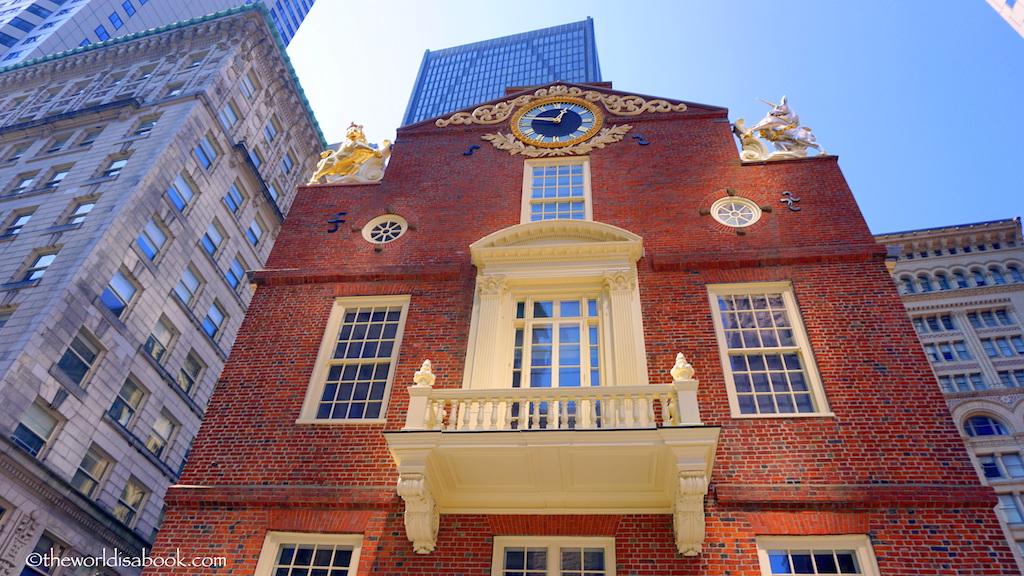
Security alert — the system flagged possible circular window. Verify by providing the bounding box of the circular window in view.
[362,214,408,244]
[710,197,762,228]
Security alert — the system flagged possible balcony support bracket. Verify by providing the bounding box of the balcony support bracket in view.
[396,472,438,554]
[673,470,709,556]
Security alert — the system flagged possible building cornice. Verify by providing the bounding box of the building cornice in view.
[0,440,150,553]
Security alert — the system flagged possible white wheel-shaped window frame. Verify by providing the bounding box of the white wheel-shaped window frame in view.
[711,196,762,228]
[362,215,408,244]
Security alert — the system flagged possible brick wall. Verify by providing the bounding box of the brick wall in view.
[149,84,1017,574]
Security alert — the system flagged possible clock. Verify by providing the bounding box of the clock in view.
[510,97,604,148]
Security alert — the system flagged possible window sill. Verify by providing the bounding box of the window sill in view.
[729,411,837,419]
[0,279,40,292]
[82,175,119,186]
[0,233,17,243]
[26,148,81,163]
[47,364,88,401]
[44,223,83,234]
[0,188,52,202]
[295,417,387,426]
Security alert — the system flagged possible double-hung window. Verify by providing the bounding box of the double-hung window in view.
[253,533,361,576]
[247,216,265,246]
[101,158,128,178]
[300,296,409,422]
[240,71,258,99]
[491,537,614,576]
[202,301,226,338]
[225,182,244,212]
[145,411,177,458]
[167,173,196,211]
[225,255,247,289]
[11,401,60,457]
[71,445,111,497]
[521,157,592,222]
[145,317,175,362]
[137,217,168,259]
[113,478,147,526]
[174,264,203,305]
[1,210,33,236]
[707,283,829,417]
[23,251,58,281]
[755,536,879,575]
[194,135,218,168]
[202,220,225,256]
[109,378,145,427]
[100,268,138,318]
[218,100,239,130]
[177,351,204,395]
[57,328,102,385]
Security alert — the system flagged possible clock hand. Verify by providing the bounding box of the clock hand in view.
[553,109,568,123]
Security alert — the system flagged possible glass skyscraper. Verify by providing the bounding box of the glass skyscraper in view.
[0,0,314,66]
[402,18,602,126]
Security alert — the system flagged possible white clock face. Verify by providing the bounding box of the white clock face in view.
[512,99,603,147]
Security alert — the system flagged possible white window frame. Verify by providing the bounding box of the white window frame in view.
[466,221,648,394]
[755,535,879,576]
[491,536,615,576]
[520,156,593,223]
[707,282,831,418]
[298,295,410,424]
[253,532,362,576]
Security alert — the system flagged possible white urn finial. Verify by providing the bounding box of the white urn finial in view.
[413,359,435,387]
[671,353,695,381]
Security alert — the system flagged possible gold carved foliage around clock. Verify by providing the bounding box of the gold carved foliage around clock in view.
[441,85,688,158]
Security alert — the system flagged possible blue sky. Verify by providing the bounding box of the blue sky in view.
[286,1,1024,235]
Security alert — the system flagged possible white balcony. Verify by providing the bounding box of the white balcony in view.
[384,371,719,557]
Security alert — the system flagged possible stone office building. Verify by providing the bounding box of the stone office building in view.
[149,83,1018,574]
[0,6,322,574]
[877,217,1024,570]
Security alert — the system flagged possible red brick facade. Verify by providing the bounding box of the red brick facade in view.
[148,84,1018,574]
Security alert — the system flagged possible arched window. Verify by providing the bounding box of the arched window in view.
[1008,265,1024,283]
[972,270,988,287]
[964,415,1009,437]
[917,275,934,292]
[935,274,951,290]
[953,272,970,288]
[991,267,1007,285]
[900,277,916,294]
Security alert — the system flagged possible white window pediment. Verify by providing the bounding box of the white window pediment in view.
[470,220,643,277]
